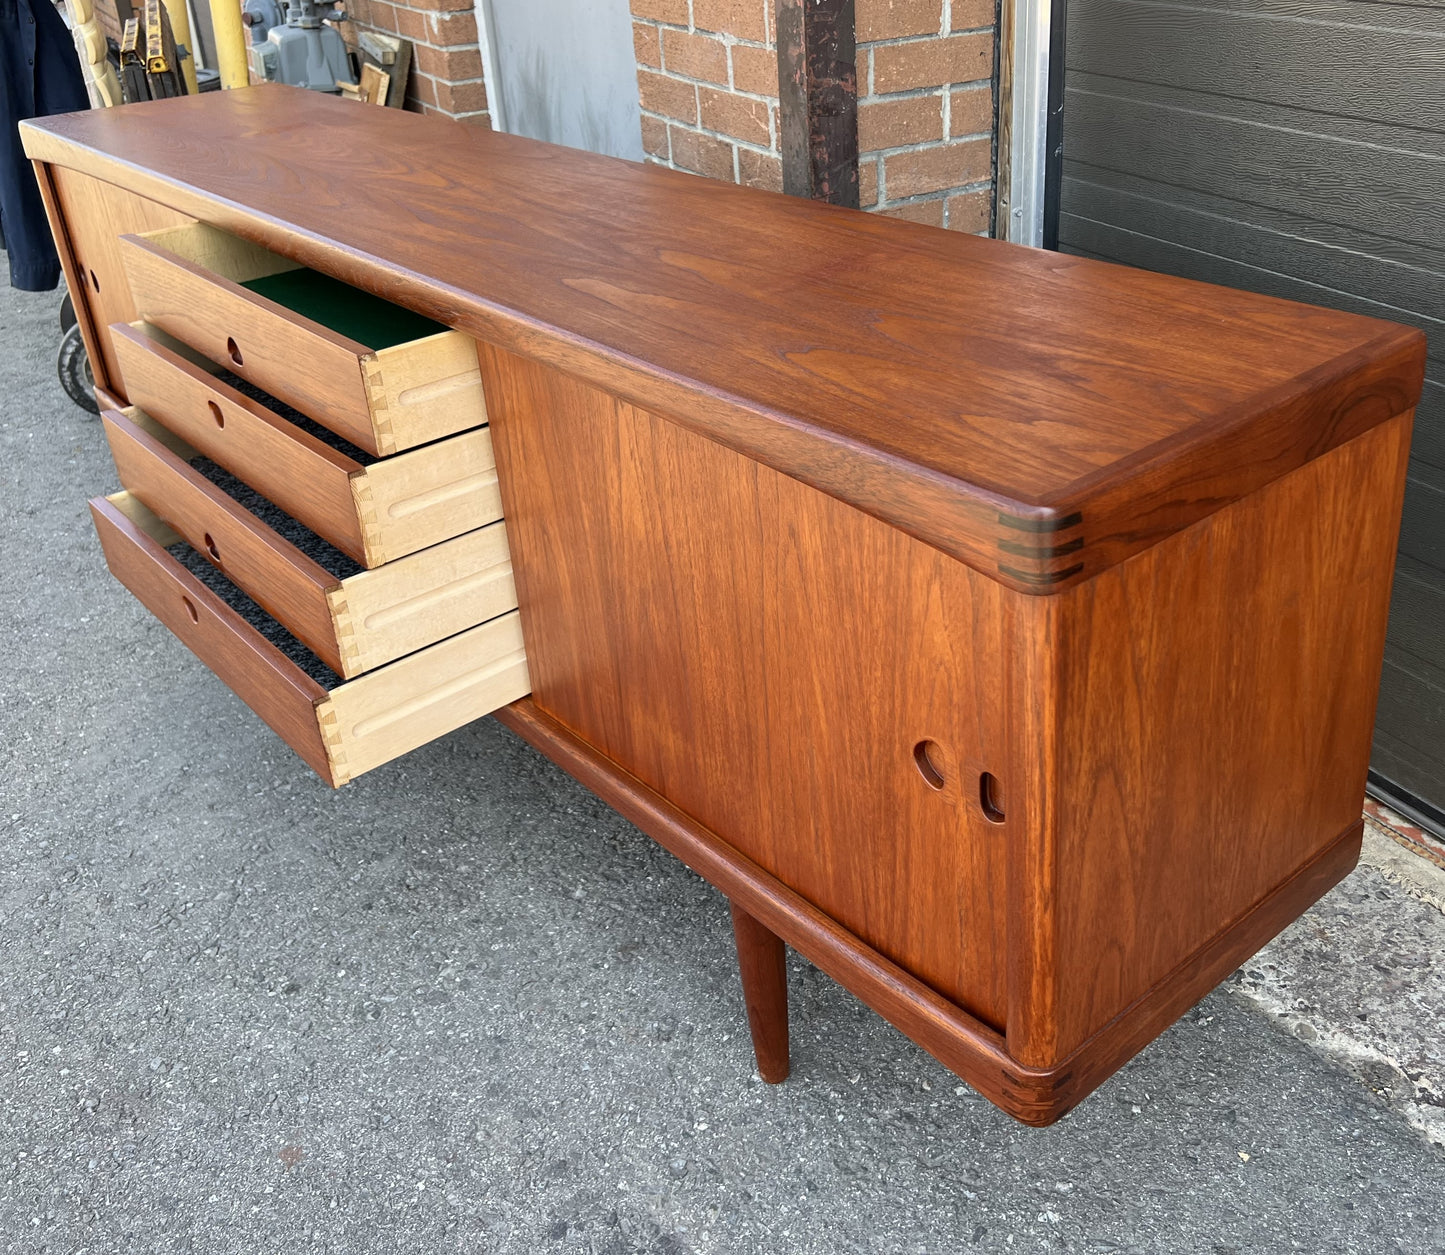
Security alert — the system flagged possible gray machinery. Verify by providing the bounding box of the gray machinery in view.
[247,0,357,92]
[240,0,284,43]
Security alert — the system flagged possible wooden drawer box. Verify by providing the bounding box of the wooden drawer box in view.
[111,321,504,567]
[102,406,518,678]
[118,221,487,456]
[91,492,530,787]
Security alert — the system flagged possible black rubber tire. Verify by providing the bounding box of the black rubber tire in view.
[57,323,99,415]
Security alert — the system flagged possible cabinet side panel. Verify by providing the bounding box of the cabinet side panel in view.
[48,166,192,398]
[482,343,1011,1027]
[1046,412,1413,1059]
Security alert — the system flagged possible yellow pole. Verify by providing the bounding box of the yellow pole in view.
[210,0,250,89]
[161,0,201,94]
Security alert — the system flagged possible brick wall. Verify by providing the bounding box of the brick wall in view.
[346,0,491,123]
[630,0,995,233]
[630,0,784,192]
[855,0,994,231]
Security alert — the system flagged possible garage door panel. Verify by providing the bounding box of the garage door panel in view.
[1061,170,1445,330]
[1068,0,1445,132]
[1387,561,1445,692]
[1398,473,1445,571]
[1373,662,1445,797]
[1058,203,1445,363]
[1063,0,1445,824]
[1065,75,1445,250]
[1064,161,1445,279]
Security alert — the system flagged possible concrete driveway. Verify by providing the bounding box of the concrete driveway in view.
[1,272,1442,1254]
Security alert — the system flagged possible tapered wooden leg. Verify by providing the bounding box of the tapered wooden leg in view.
[730,901,790,1083]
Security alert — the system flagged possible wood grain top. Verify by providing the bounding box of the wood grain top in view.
[26,87,1426,590]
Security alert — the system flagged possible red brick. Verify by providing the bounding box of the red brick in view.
[879,197,945,227]
[414,42,483,80]
[738,147,782,191]
[883,137,990,196]
[950,84,992,136]
[630,0,689,22]
[664,29,729,84]
[951,0,993,29]
[856,0,941,41]
[634,22,661,69]
[699,87,771,146]
[641,113,670,159]
[730,43,776,96]
[946,188,991,232]
[428,0,475,12]
[392,6,428,42]
[405,70,437,106]
[360,0,396,33]
[872,32,992,92]
[459,112,493,128]
[429,9,478,44]
[637,69,698,123]
[693,0,767,42]
[857,92,943,152]
[669,125,736,180]
[859,156,880,207]
[436,78,487,114]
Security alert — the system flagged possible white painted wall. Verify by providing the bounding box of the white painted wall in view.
[475,0,644,161]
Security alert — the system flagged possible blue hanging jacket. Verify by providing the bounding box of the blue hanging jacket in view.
[2,0,89,291]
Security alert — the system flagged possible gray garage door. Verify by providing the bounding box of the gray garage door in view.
[1057,0,1445,833]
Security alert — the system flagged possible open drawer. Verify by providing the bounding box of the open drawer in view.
[91,492,530,787]
[117,222,487,457]
[111,321,504,567]
[102,406,519,679]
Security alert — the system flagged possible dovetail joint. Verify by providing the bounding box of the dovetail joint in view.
[349,471,386,568]
[316,699,352,787]
[362,355,398,456]
[326,585,365,678]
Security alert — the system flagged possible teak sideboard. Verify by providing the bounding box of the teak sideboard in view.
[23,87,1425,1125]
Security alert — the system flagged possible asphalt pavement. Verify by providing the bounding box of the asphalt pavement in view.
[1,272,1442,1254]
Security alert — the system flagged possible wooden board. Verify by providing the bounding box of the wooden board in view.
[20,87,1426,591]
[42,165,192,396]
[111,320,370,562]
[481,343,1011,1025]
[323,610,529,781]
[102,406,345,672]
[359,426,503,566]
[93,492,532,788]
[366,330,489,455]
[112,319,505,566]
[1015,412,1414,1062]
[119,223,381,453]
[336,521,517,676]
[119,221,489,457]
[103,406,522,678]
[90,491,338,784]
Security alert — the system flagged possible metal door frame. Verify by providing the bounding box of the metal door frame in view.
[995,0,1066,249]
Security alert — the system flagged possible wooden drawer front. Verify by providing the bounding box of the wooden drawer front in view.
[112,322,504,567]
[102,408,520,679]
[118,222,487,457]
[91,493,531,787]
